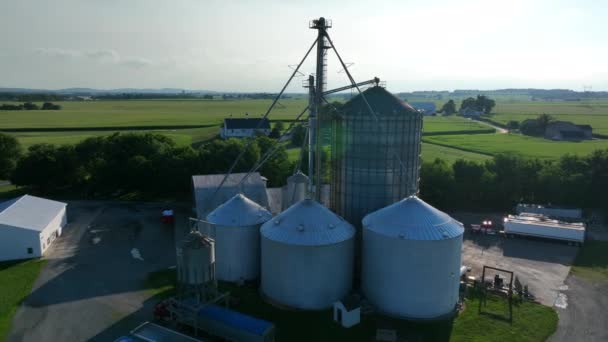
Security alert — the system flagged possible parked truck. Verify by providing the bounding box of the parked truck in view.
[503,213,585,245]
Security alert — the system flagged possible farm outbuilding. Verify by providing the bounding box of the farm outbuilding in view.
[192,172,269,221]
[0,195,67,261]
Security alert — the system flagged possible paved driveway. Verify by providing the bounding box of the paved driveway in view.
[8,201,180,342]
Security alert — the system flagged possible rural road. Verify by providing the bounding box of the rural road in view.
[472,119,508,133]
[8,202,178,342]
[549,275,608,342]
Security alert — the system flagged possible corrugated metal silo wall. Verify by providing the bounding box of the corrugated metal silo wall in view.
[330,110,422,229]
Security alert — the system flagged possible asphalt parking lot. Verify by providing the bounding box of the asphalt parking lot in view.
[8,201,184,342]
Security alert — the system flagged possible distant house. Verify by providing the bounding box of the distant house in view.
[544,121,592,141]
[409,102,437,116]
[460,107,483,119]
[220,118,271,139]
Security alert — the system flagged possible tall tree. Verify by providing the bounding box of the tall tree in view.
[440,100,457,115]
[0,133,22,179]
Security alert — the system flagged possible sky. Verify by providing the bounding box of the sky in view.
[1,0,607,92]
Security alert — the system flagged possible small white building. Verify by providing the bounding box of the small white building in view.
[333,295,361,328]
[0,195,67,261]
[220,118,271,139]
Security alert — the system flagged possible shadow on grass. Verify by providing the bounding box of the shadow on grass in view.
[92,268,454,342]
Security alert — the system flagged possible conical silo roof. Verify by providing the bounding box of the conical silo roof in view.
[287,170,309,183]
[342,86,419,116]
[260,199,354,246]
[362,196,464,240]
[206,193,272,226]
[181,230,214,249]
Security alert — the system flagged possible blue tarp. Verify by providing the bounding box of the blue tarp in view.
[198,304,272,336]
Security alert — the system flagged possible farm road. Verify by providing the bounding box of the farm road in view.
[472,118,508,133]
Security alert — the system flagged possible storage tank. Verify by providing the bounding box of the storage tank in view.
[361,196,464,319]
[282,171,309,210]
[260,199,355,310]
[176,230,215,286]
[206,193,272,282]
[331,86,422,228]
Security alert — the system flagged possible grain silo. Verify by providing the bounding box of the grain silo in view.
[206,193,272,282]
[361,196,464,319]
[330,86,422,228]
[281,171,309,210]
[176,231,217,302]
[260,198,355,310]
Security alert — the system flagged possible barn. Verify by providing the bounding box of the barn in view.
[0,195,67,261]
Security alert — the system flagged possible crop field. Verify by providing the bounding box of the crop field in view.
[423,133,608,160]
[10,127,218,149]
[490,100,608,135]
[422,116,491,134]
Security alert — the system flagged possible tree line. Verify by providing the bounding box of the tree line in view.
[1,133,292,198]
[0,102,61,110]
[439,95,496,115]
[2,132,607,215]
[420,152,608,215]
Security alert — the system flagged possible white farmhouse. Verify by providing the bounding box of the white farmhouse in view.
[0,195,67,261]
[220,118,271,139]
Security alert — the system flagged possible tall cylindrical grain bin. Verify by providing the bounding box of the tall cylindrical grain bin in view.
[361,196,464,319]
[176,231,215,286]
[331,86,422,228]
[282,171,309,210]
[206,193,272,282]
[260,199,355,310]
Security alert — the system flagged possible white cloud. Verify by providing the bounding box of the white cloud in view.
[119,57,153,68]
[34,48,153,68]
[34,48,80,59]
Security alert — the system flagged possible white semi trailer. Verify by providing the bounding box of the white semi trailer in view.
[503,213,585,245]
[515,204,582,220]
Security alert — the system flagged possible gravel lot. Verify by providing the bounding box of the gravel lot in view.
[8,201,184,342]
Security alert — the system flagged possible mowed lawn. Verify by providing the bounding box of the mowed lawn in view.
[424,133,608,160]
[0,259,47,341]
[491,100,608,135]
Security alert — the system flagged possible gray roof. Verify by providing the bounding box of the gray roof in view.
[207,193,272,226]
[224,118,270,130]
[341,86,419,117]
[362,196,464,240]
[0,195,66,232]
[192,173,269,219]
[260,199,354,246]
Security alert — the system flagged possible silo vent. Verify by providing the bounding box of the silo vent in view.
[297,224,305,232]
[328,223,335,229]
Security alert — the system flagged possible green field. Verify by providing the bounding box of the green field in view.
[10,127,218,149]
[571,241,608,281]
[285,143,490,165]
[0,259,46,340]
[490,100,608,135]
[0,99,306,129]
[423,116,491,134]
[424,133,608,160]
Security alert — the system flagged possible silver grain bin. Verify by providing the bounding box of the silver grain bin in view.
[282,171,309,210]
[331,86,422,228]
[361,196,464,319]
[260,199,355,310]
[206,193,272,282]
[176,231,215,286]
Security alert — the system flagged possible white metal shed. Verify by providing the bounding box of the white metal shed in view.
[0,195,67,261]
